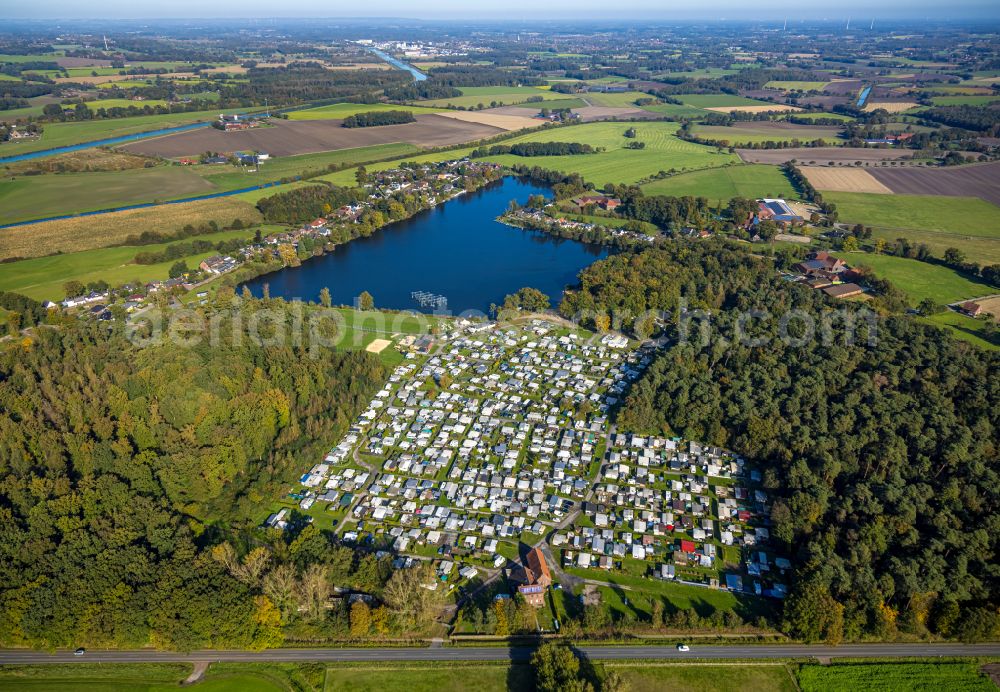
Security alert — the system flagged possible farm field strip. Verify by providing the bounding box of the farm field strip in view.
[800,167,894,194]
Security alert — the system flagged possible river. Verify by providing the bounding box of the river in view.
[241,177,609,315]
[366,47,428,82]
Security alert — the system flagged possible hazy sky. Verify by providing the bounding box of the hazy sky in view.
[7,0,1000,20]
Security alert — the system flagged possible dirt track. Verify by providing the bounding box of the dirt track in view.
[869,161,1000,206]
[120,115,504,158]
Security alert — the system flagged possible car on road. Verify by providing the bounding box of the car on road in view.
[676,644,690,652]
[74,648,85,656]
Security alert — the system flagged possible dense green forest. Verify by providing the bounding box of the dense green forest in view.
[562,243,1000,643]
[341,110,416,128]
[0,300,399,649]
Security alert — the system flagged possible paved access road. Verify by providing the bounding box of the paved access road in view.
[1,643,998,665]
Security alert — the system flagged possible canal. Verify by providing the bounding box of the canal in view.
[241,177,610,315]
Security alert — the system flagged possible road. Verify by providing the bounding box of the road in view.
[1,643,998,665]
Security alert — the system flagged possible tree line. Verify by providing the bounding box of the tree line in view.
[471,141,597,158]
[342,110,416,128]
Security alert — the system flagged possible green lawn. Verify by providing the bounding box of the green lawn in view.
[1,143,421,224]
[690,123,842,145]
[641,164,797,200]
[85,98,169,109]
[922,310,999,351]
[676,94,785,109]
[324,663,529,692]
[797,662,998,692]
[583,91,651,108]
[564,564,760,617]
[640,102,713,119]
[613,663,798,692]
[825,192,1000,263]
[0,167,218,224]
[764,80,829,91]
[417,86,568,108]
[0,663,287,692]
[477,121,738,187]
[930,95,1000,107]
[835,252,998,305]
[0,108,246,155]
[286,102,445,120]
[0,228,258,300]
[513,98,588,110]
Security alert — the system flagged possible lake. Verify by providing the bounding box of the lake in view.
[241,177,610,315]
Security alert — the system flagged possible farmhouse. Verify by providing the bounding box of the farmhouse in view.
[794,250,846,278]
[513,547,552,607]
[960,300,984,317]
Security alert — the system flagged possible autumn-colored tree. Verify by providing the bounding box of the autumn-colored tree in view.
[350,600,371,637]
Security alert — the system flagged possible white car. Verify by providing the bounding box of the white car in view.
[74,648,86,656]
[676,644,690,652]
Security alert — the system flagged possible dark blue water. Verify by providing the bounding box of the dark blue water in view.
[0,121,212,164]
[242,177,609,314]
[367,47,428,82]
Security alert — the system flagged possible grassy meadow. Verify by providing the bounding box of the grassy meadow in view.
[416,86,568,108]
[797,662,998,692]
[641,164,797,200]
[477,121,738,186]
[836,252,998,305]
[0,108,246,156]
[690,123,843,145]
[825,192,1000,263]
[676,93,784,109]
[0,228,262,301]
[612,663,798,692]
[0,143,421,225]
[0,197,262,258]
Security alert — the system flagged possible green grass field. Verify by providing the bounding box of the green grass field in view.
[0,227,259,300]
[477,121,738,187]
[0,143,421,224]
[613,663,798,692]
[825,192,1000,263]
[780,111,855,122]
[922,310,999,351]
[797,662,997,692]
[583,91,651,107]
[286,102,445,120]
[84,98,169,109]
[0,108,245,155]
[676,94,785,109]
[690,123,842,145]
[95,80,157,89]
[640,102,713,119]
[0,664,285,692]
[641,164,796,200]
[930,95,1000,107]
[0,167,218,224]
[325,663,528,692]
[513,98,588,110]
[417,86,568,108]
[764,80,829,91]
[835,252,998,305]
